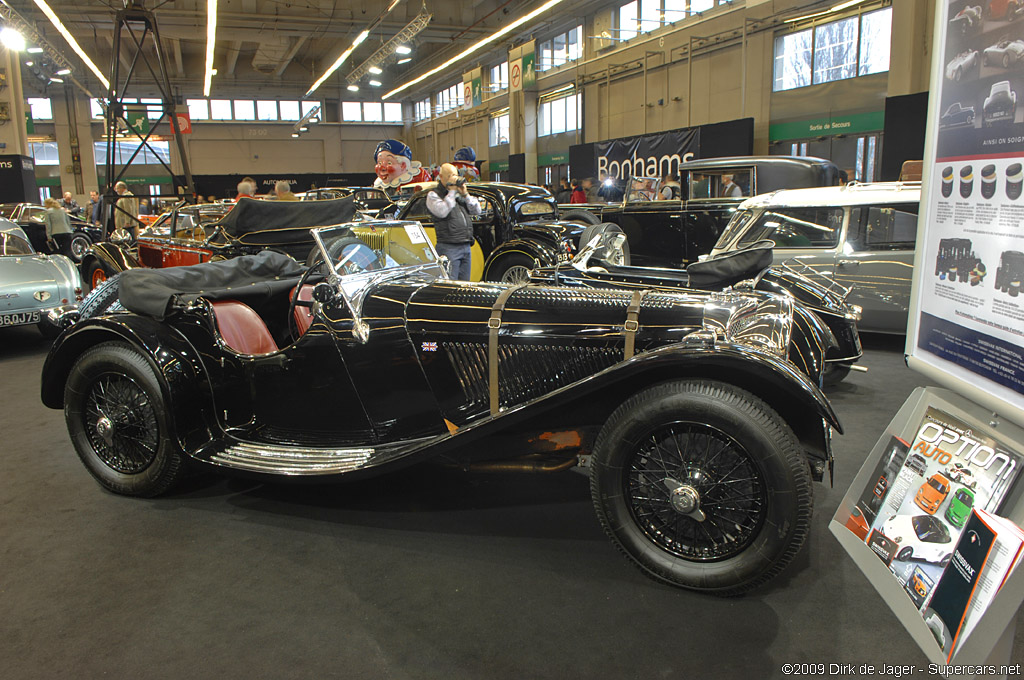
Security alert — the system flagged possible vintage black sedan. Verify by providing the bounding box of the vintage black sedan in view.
[41,220,841,596]
[0,202,102,263]
[389,182,585,282]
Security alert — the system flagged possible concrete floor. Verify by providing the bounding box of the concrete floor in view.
[1,325,1022,679]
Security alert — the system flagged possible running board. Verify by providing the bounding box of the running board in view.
[209,442,376,475]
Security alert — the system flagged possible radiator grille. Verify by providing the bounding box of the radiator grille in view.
[444,341,621,409]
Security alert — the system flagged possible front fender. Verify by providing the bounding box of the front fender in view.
[84,241,140,275]
[41,315,215,454]
[482,239,559,279]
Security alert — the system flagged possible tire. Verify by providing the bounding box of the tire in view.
[64,342,186,497]
[69,233,91,262]
[559,209,601,226]
[489,253,536,283]
[78,272,124,320]
[898,546,913,562]
[822,361,853,387]
[579,222,630,267]
[590,379,813,596]
[85,259,109,293]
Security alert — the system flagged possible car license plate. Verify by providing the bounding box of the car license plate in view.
[0,311,40,327]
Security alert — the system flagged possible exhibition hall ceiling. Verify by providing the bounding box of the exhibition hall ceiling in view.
[9,0,598,99]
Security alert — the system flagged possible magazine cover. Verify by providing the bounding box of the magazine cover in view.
[860,407,1020,606]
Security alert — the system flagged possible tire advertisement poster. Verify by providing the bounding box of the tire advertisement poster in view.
[909,0,1024,412]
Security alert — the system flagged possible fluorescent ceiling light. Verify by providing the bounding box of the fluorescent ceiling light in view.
[291,132,299,137]
[369,79,381,86]
[368,66,382,75]
[299,126,308,132]
[56,68,71,75]
[25,60,33,66]
[204,0,217,96]
[785,0,869,23]
[30,0,108,88]
[27,46,43,53]
[384,0,568,100]
[1,27,25,51]
[49,77,63,83]
[397,57,412,64]
[347,84,360,92]
[395,45,412,55]
[306,30,369,97]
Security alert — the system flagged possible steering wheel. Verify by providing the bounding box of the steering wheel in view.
[326,236,385,275]
[287,261,325,342]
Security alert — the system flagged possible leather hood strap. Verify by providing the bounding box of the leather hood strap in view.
[488,283,528,416]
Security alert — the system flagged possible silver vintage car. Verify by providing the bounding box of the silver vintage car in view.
[710,182,919,334]
[0,220,83,337]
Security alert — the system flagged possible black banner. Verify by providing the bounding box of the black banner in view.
[596,128,700,181]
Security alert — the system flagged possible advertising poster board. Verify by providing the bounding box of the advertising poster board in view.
[907,0,1024,426]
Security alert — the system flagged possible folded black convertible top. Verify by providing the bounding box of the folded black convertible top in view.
[118,251,305,320]
[213,196,357,236]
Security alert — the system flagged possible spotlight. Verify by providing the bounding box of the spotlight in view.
[291,132,299,138]
[397,57,411,64]
[346,84,359,92]
[299,126,308,132]
[369,79,381,87]
[1,27,26,51]
[368,66,382,75]
[395,45,411,55]
[25,60,33,66]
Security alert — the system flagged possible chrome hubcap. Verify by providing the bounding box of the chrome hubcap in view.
[95,416,114,447]
[665,478,706,521]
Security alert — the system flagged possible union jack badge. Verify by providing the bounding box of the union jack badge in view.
[421,341,438,352]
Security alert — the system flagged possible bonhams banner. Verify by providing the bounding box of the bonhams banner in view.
[596,127,699,181]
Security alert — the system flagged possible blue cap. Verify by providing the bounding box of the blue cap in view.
[454,146,476,162]
[375,139,412,161]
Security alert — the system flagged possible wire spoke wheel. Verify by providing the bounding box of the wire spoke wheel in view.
[500,264,532,283]
[590,379,813,595]
[626,422,766,561]
[84,374,160,474]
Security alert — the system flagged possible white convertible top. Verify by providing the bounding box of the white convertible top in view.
[738,181,921,210]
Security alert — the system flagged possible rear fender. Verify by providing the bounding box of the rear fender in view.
[40,316,215,454]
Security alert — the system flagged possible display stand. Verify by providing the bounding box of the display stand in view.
[830,387,1024,680]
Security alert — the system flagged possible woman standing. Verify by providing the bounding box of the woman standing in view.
[43,197,72,256]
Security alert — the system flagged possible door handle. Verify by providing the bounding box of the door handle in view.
[838,259,860,267]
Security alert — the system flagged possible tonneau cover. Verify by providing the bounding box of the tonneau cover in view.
[213,196,357,236]
[118,251,305,320]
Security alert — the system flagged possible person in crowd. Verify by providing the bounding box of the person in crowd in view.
[138,198,151,216]
[236,179,256,200]
[583,177,599,203]
[60,191,83,217]
[720,174,743,198]
[569,179,586,203]
[555,179,572,203]
[274,180,298,201]
[43,197,72,256]
[660,172,682,199]
[598,174,623,203]
[207,195,217,204]
[114,181,139,239]
[426,163,481,281]
[87,190,101,226]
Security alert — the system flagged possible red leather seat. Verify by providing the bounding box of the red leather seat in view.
[290,284,315,336]
[210,300,279,355]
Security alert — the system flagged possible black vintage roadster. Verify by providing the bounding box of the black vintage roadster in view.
[41,220,841,596]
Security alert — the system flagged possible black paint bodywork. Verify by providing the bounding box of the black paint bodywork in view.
[41,255,841,483]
